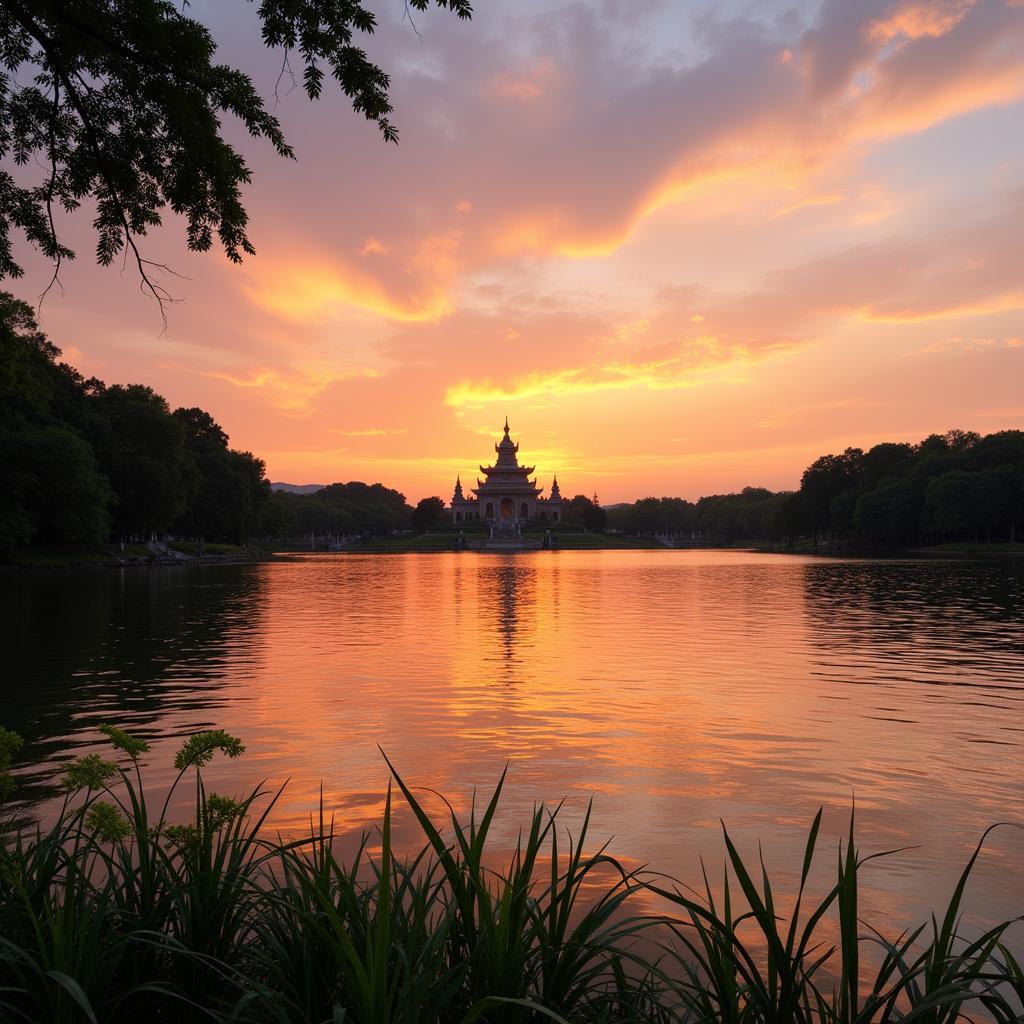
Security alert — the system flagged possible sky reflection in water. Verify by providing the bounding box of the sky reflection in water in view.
[2,551,1023,934]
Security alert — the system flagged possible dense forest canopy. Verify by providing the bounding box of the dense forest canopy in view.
[0,292,419,549]
[0,293,275,547]
[607,430,1024,547]
[270,482,412,539]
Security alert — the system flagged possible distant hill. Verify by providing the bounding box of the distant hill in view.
[271,482,326,495]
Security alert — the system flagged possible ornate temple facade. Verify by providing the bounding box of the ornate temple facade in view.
[450,419,562,529]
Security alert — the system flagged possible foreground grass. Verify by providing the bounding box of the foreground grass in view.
[1,542,266,569]
[1,728,1021,1024]
[918,542,1024,555]
[0,543,149,568]
[167,541,253,557]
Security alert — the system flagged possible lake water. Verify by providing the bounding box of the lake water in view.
[3,550,1023,933]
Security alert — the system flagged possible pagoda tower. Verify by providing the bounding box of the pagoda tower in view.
[448,419,563,527]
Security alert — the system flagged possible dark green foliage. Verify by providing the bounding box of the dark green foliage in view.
[563,494,608,532]
[269,481,413,538]
[2,422,114,543]
[411,495,447,532]
[172,408,271,544]
[0,726,1021,1023]
[0,726,20,801]
[853,478,920,548]
[800,448,865,537]
[607,428,1024,548]
[0,0,472,307]
[88,384,195,537]
[172,729,245,771]
[0,294,114,547]
[608,488,794,544]
[0,293,273,548]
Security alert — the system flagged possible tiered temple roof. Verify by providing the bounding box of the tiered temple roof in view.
[449,419,562,525]
[472,418,543,496]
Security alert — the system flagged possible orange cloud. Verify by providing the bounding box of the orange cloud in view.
[916,337,994,353]
[771,193,845,218]
[214,0,1024,330]
[858,290,1024,324]
[196,364,383,413]
[486,57,562,101]
[243,260,453,323]
[445,337,805,408]
[756,397,879,428]
[867,0,977,43]
[201,369,279,388]
[329,427,409,437]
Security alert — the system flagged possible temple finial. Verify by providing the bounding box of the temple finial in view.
[504,415,510,435]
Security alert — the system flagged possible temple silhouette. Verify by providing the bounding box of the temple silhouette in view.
[450,419,562,536]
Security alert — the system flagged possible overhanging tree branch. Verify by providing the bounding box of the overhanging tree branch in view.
[0,0,473,324]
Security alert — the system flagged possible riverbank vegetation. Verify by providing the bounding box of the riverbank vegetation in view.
[336,531,663,553]
[0,295,276,554]
[1,727,1021,1023]
[607,429,1024,550]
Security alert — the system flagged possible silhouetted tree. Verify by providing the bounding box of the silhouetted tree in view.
[172,408,270,543]
[0,291,276,551]
[0,0,472,312]
[273,482,411,538]
[560,428,1024,550]
[970,468,1018,544]
[411,496,446,533]
[861,442,915,490]
[626,497,664,535]
[0,295,113,547]
[925,470,974,541]
[88,384,195,537]
[854,479,919,548]
[564,494,607,532]
[799,448,864,539]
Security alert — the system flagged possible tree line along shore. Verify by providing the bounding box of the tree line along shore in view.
[3,294,1023,567]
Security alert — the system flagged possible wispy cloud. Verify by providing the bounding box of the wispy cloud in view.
[328,427,409,437]
[446,336,806,408]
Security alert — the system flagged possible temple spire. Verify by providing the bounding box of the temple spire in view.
[504,415,510,435]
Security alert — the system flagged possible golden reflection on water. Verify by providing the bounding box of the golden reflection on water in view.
[3,550,1023,933]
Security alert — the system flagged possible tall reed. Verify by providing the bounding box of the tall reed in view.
[0,727,1019,1023]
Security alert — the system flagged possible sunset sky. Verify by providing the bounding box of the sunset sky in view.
[12,0,1024,503]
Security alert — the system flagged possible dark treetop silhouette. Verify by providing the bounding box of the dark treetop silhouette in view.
[0,0,472,312]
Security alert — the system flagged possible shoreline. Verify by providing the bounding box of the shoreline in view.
[0,543,279,572]
[4,538,1022,570]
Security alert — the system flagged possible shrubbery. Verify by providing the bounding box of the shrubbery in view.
[1,728,1021,1023]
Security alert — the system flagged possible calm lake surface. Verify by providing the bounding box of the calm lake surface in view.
[3,550,1023,931]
